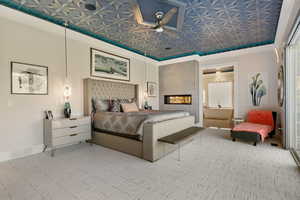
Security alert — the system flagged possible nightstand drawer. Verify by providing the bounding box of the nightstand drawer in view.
[52,132,91,146]
[52,125,91,138]
[52,117,90,129]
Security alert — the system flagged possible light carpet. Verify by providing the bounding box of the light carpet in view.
[0,128,299,200]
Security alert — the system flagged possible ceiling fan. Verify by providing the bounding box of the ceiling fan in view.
[135,7,178,34]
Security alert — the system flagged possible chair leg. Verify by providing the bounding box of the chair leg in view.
[253,142,257,146]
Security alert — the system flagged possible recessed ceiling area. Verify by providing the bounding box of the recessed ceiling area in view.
[0,0,283,61]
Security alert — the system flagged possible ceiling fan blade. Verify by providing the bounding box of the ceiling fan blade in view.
[133,4,143,24]
[160,7,178,26]
[164,29,180,39]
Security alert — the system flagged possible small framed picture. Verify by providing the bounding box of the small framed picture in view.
[45,110,53,120]
[44,111,49,119]
[11,61,48,95]
[147,82,157,97]
[48,111,53,120]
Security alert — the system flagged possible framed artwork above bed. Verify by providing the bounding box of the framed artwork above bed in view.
[90,48,130,81]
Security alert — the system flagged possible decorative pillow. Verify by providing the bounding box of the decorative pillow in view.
[121,102,139,112]
[119,98,135,111]
[110,99,121,112]
[93,98,110,112]
[119,98,134,104]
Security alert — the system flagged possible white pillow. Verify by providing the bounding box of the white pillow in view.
[121,102,139,112]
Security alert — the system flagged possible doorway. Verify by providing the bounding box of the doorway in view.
[202,66,235,129]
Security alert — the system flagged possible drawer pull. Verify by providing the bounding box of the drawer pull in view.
[70,126,78,129]
[70,134,78,137]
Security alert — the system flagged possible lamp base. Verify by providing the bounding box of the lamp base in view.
[64,102,71,118]
[64,108,71,118]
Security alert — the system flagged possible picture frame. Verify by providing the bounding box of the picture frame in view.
[44,110,53,120]
[147,82,157,97]
[11,61,48,95]
[48,111,53,120]
[248,72,268,106]
[90,48,130,81]
[45,111,49,119]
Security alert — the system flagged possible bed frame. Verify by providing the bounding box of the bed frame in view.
[231,111,277,146]
[83,78,195,162]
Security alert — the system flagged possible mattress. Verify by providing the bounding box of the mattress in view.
[93,110,190,140]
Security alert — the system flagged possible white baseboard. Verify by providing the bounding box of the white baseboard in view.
[0,144,44,162]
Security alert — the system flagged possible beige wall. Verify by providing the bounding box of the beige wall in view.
[199,50,278,118]
[159,61,200,123]
[202,72,234,107]
[158,49,278,126]
[0,16,159,161]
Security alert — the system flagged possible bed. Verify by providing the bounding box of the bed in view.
[83,78,195,162]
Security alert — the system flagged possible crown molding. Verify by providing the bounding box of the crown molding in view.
[159,44,274,66]
[199,44,274,62]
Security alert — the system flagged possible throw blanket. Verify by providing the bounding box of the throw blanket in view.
[93,110,190,140]
[232,122,273,141]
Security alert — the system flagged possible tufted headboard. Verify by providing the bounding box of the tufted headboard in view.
[83,78,139,115]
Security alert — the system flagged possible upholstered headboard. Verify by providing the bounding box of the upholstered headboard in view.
[83,78,139,115]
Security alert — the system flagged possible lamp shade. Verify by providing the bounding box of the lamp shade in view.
[64,84,72,100]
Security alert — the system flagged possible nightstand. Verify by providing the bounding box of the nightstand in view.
[43,116,91,156]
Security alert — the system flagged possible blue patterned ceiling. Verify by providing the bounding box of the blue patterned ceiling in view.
[0,0,283,61]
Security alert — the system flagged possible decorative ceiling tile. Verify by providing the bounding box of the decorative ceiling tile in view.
[1,0,283,60]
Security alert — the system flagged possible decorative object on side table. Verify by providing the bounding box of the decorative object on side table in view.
[44,110,53,120]
[11,61,48,95]
[144,100,149,110]
[64,102,71,118]
[90,48,130,81]
[43,116,92,156]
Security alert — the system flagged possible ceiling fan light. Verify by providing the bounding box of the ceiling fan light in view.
[156,27,164,33]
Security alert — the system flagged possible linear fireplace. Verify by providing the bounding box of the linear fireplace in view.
[164,95,192,105]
